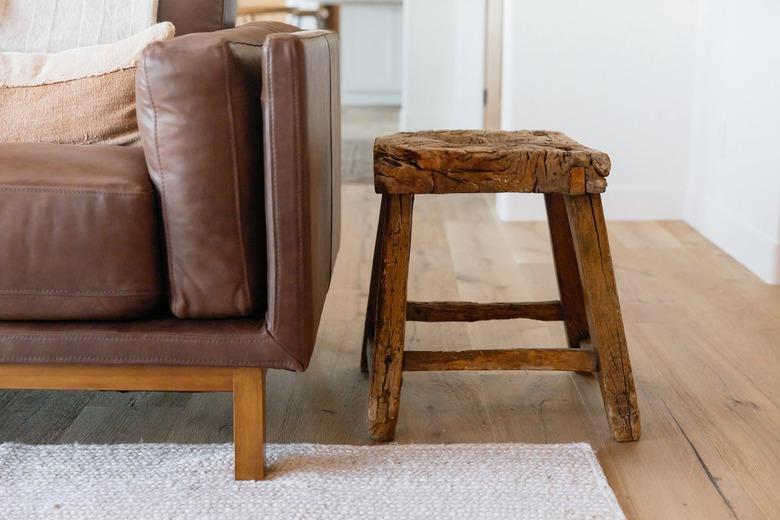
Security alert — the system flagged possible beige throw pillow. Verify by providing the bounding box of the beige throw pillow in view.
[0,22,175,146]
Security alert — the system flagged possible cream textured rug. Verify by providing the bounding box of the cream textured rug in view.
[0,443,624,519]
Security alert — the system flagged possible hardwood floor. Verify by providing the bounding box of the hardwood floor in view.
[2,127,780,517]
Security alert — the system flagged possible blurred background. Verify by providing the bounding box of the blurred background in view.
[237,0,780,286]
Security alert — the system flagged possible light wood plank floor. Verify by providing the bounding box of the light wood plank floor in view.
[3,184,779,518]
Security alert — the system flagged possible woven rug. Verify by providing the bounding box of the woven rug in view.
[0,442,624,519]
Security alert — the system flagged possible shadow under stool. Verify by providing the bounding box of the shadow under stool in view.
[360,130,641,443]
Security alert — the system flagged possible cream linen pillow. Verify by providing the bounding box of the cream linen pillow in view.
[0,22,175,146]
[0,0,160,52]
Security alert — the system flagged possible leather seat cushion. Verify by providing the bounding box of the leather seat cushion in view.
[0,143,163,320]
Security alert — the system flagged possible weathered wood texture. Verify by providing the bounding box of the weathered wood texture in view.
[367,194,415,441]
[406,301,563,322]
[403,348,597,372]
[368,131,639,443]
[361,197,387,373]
[233,368,266,480]
[565,194,641,441]
[374,130,610,195]
[545,194,590,349]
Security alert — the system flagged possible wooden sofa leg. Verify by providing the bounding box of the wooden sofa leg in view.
[565,194,641,442]
[233,368,266,480]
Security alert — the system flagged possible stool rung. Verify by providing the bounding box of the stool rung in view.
[406,301,564,322]
[402,348,597,372]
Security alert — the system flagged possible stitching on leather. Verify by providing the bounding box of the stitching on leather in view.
[0,334,262,344]
[0,330,302,370]
[0,289,157,296]
[222,44,254,313]
[291,40,307,346]
[292,31,329,41]
[0,188,153,196]
[288,41,305,304]
[142,50,179,312]
[0,355,296,370]
[325,34,336,279]
[266,39,282,333]
[231,42,264,49]
[263,36,306,367]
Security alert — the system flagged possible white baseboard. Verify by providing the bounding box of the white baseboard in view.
[494,187,779,285]
[495,187,686,222]
[685,196,780,285]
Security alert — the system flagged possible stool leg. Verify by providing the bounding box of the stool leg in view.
[361,199,387,373]
[545,194,590,349]
[368,194,414,441]
[564,194,641,441]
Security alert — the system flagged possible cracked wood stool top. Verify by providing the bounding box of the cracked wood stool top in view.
[374,130,611,195]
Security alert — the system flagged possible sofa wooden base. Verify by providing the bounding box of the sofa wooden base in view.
[0,364,267,481]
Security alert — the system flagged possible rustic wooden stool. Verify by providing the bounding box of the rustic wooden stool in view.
[361,130,641,443]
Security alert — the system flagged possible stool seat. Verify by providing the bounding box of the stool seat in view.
[374,130,611,195]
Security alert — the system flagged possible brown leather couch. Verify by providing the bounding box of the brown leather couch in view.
[0,0,340,480]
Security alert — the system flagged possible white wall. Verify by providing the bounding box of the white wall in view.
[340,2,403,106]
[685,0,780,284]
[399,0,780,283]
[400,0,485,130]
[496,0,699,221]
[496,0,780,283]
[290,0,402,106]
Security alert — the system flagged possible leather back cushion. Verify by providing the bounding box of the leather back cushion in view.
[157,0,236,35]
[135,22,298,319]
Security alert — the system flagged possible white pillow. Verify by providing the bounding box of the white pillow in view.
[0,0,160,52]
[0,22,175,146]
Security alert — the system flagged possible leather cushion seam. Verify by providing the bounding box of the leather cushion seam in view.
[0,289,158,296]
[141,50,178,311]
[263,36,305,367]
[222,43,254,312]
[266,40,282,331]
[290,40,308,350]
[0,334,268,344]
[325,34,336,279]
[0,188,153,196]
[0,355,296,369]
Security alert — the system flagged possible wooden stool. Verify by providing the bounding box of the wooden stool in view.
[361,130,641,443]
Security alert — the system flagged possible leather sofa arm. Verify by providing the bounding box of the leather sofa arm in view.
[261,30,341,369]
